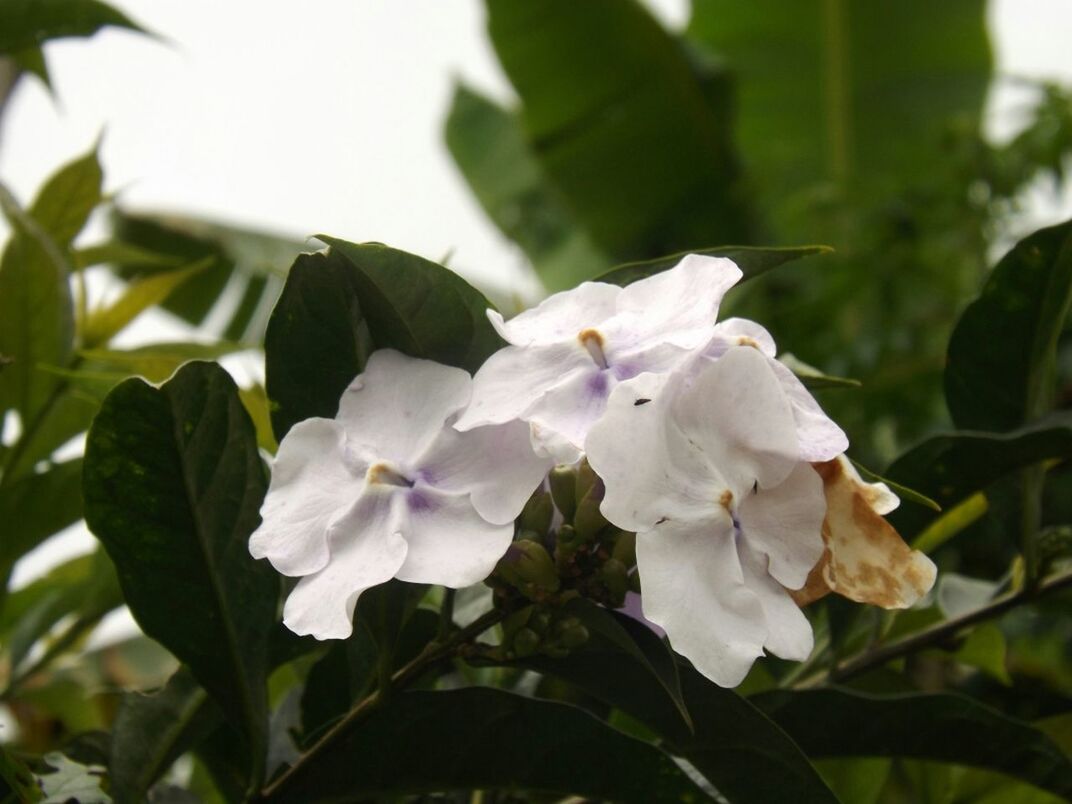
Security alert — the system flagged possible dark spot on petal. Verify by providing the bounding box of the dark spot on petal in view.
[634,398,651,406]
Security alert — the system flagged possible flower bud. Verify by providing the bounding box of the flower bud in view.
[548,466,577,521]
[554,524,582,570]
[612,531,637,568]
[556,622,590,650]
[495,539,560,600]
[574,460,599,506]
[598,558,630,608]
[512,627,541,658]
[518,490,554,537]
[573,482,608,542]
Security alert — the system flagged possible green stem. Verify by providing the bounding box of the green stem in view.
[438,588,456,641]
[802,567,1072,686]
[257,606,507,801]
[1021,463,1045,590]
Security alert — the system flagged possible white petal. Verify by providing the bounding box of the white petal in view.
[487,281,621,346]
[672,347,799,492]
[454,342,592,431]
[616,254,742,349]
[394,487,514,587]
[769,359,849,462]
[282,489,407,640]
[336,349,471,463]
[586,372,717,533]
[637,521,766,688]
[249,418,361,576]
[525,367,615,453]
[705,318,778,358]
[415,420,552,524]
[738,540,815,661]
[529,422,584,465]
[738,463,826,590]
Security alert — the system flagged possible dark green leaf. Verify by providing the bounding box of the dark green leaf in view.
[83,361,277,785]
[262,250,372,440]
[753,688,1072,800]
[485,0,750,263]
[559,598,692,731]
[266,239,503,438]
[945,219,1072,430]
[597,244,833,287]
[267,687,711,803]
[508,610,836,803]
[0,0,146,54]
[885,413,1072,538]
[0,184,73,422]
[109,667,219,804]
[0,457,83,580]
[444,82,609,290]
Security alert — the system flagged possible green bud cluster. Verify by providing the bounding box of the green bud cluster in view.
[489,461,641,658]
[499,603,591,660]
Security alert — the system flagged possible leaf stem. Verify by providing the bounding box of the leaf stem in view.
[438,588,456,641]
[804,567,1072,686]
[257,606,507,800]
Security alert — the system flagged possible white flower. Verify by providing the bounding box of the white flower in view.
[585,346,828,687]
[453,254,743,460]
[249,349,552,640]
[703,318,848,462]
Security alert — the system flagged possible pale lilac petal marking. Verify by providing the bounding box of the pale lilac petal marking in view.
[416,419,552,525]
[282,489,407,640]
[336,349,471,463]
[586,372,716,533]
[394,487,514,587]
[616,254,742,349]
[454,342,591,432]
[637,521,766,688]
[672,347,799,493]
[525,367,615,454]
[487,281,621,346]
[737,462,826,590]
[769,359,849,462]
[249,418,361,577]
[706,318,778,358]
[738,540,815,661]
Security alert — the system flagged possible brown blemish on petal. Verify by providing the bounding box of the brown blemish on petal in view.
[789,455,936,609]
[719,489,734,512]
[737,336,761,349]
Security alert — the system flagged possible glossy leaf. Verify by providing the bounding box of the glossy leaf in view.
[0,0,146,54]
[109,667,218,804]
[267,687,711,804]
[485,0,749,263]
[885,413,1072,538]
[0,745,41,803]
[444,82,609,290]
[0,457,83,580]
[945,219,1072,431]
[596,244,832,287]
[83,361,277,785]
[509,609,837,803]
[753,688,1072,800]
[265,239,502,438]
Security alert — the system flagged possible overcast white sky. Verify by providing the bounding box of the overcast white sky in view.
[3,0,1072,629]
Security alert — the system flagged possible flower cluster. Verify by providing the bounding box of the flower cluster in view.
[250,254,936,686]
